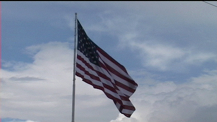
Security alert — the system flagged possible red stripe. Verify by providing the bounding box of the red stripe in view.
[77,55,112,82]
[77,54,133,94]
[113,103,132,118]
[115,81,135,93]
[76,68,133,109]
[77,56,117,91]
[121,105,135,111]
[97,47,128,73]
[76,45,137,117]
[76,63,100,81]
[114,101,135,115]
[78,52,137,93]
[77,61,122,96]
[104,91,133,108]
[77,55,95,72]
[77,56,121,95]
[76,59,134,107]
[116,102,135,112]
[76,72,103,90]
[100,61,138,86]
[98,61,135,94]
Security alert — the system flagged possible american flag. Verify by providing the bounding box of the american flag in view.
[75,19,138,117]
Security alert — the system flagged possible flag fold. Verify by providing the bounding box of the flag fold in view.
[75,19,138,117]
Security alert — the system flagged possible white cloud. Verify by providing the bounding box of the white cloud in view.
[2,1,217,122]
[184,52,216,64]
[110,114,138,122]
[1,42,217,122]
[119,38,217,71]
[1,42,111,122]
[26,120,37,122]
[0,118,38,122]
[111,70,217,122]
[71,2,216,72]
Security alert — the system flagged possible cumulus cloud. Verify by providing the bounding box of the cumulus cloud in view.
[75,2,217,72]
[2,2,217,122]
[1,42,115,122]
[1,118,38,122]
[126,41,216,71]
[113,29,216,71]
[1,42,217,122]
[111,70,217,122]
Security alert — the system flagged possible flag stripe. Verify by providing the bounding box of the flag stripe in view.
[77,54,111,81]
[97,49,136,84]
[76,51,134,105]
[97,49,137,87]
[115,102,135,115]
[76,50,136,114]
[77,52,129,97]
[97,47,128,74]
[77,51,136,95]
[76,53,122,97]
[76,19,138,117]
[76,70,134,109]
[98,60,135,97]
[98,53,137,97]
[99,58,137,88]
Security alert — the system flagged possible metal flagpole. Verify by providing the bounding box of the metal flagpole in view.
[72,12,77,122]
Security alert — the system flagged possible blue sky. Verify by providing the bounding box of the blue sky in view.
[1,1,217,122]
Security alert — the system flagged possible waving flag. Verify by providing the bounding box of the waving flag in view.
[75,19,138,117]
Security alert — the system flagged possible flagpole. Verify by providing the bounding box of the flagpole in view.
[72,12,77,122]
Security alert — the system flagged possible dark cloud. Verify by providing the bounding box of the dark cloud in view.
[9,76,45,82]
[188,105,217,122]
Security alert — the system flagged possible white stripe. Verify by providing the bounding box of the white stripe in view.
[77,72,125,103]
[77,50,135,115]
[76,60,98,76]
[77,51,115,87]
[98,57,137,89]
[115,102,121,109]
[77,51,129,101]
[76,67,103,87]
[77,51,136,98]
[77,51,113,83]
[97,50,133,80]
[117,86,133,97]
[78,51,136,91]
[98,53,137,88]
[77,63,133,107]
[122,109,134,115]
[98,58,137,97]
[77,66,122,101]
[122,100,133,106]
[115,102,134,113]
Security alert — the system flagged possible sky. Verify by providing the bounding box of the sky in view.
[1,1,217,122]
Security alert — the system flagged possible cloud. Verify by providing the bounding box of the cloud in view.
[4,2,216,72]
[70,6,210,72]
[188,105,217,122]
[2,2,217,122]
[110,114,138,122]
[1,42,117,122]
[119,38,217,71]
[9,76,45,82]
[1,42,75,122]
[1,118,38,122]
[26,121,36,122]
[1,42,217,122]
[67,2,216,72]
[111,70,217,122]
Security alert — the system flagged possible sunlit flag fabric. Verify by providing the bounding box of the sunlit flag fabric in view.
[75,19,138,117]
